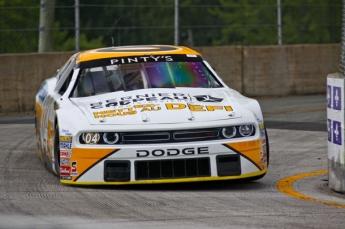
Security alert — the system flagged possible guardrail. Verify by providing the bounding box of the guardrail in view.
[0,44,340,114]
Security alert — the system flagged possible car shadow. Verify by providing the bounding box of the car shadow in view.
[73,179,268,192]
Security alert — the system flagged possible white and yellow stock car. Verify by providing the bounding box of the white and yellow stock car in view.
[35,45,269,185]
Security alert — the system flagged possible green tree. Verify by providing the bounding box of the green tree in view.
[282,0,342,44]
[179,0,222,46]
[210,0,281,45]
[210,0,341,45]
[0,0,39,53]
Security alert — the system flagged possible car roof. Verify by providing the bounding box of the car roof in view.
[76,45,202,63]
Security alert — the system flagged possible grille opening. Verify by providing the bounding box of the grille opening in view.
[122,132,170,142]
[174,160,185,177]
[135,158,210,180]
[216,155,241,176]
[173,130,219,140]
[148,161,161,179]
[186,159,198,176]
[218,156,238,163]
[104,161,130,181]
[136,161,148,179]
[198,158,211,176]
[161,160,173,177]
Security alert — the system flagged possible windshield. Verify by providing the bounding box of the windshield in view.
[72,61,222,97]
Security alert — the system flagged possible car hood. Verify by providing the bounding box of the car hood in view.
[70,88,243,125]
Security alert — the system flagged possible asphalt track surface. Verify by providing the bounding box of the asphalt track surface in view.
[0,94,344,229]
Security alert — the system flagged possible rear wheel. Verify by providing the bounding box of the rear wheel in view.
[54,124,60,176]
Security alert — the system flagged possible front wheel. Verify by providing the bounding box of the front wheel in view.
[54,124,60,176]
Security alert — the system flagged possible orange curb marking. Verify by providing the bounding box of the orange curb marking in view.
[276,170,345,209]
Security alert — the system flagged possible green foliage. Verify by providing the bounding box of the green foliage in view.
[54,23,104,51]
[0,0,39,53]
[0,0,342,53]
[210,0,342,45]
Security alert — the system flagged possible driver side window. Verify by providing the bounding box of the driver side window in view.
[58,70,73,95]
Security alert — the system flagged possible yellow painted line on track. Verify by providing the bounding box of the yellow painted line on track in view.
[264,107,326,115]
[277,170,345,209]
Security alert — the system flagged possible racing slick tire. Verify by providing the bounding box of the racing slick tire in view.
[54,123,60,177]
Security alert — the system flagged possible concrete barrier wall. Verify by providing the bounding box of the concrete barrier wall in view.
[0,52,74,113]
[0,44,340,114]
[243,44,340,96]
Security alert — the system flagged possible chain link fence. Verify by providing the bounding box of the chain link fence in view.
[0,0,342,54]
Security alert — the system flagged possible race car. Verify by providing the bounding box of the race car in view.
[35,45,269,185]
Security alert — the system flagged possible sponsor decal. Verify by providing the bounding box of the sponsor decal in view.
[327,119,332,142]
[60,136,72,142]
[60,176,72,180]
[110,56,173,65]
[260,130,267,145]
[333,86,341,110]
[136,147,209,157]
[260,151,267,167]
[90,93,224,109]
[71,161,78,176]
[60,142,72,149]
[261,137,267,145]
[259,123,265,130]
[60,151,71,158]
[91,93,188,109]
[61,129,72,136]
[254,114,264,130]
[79,54,203,69]
[333,120,342,145]
[60,165,71,176]
[194,95,223,102]
[60,159,70,166]
[93,103,233,118]
[327,85,332,108]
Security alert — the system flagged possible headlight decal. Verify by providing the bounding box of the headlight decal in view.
[82,132,100,144]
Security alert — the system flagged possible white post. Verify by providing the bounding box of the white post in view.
[327,74,345,193]
[277,0,282,45]
[174,0,179,46]
[75,0,80,51]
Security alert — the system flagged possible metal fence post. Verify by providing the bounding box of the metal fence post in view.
[277,0,282,45]
[174,0,179,46]
[75,0,80,52]
[340,0,345,75]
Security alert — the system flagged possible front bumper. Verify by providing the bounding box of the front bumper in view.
[59,138,268,185]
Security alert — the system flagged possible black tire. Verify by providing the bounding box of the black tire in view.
[54,124,60,177]
[265,128,269,166]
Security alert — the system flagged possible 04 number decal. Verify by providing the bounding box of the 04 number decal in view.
[82,133,100,144]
